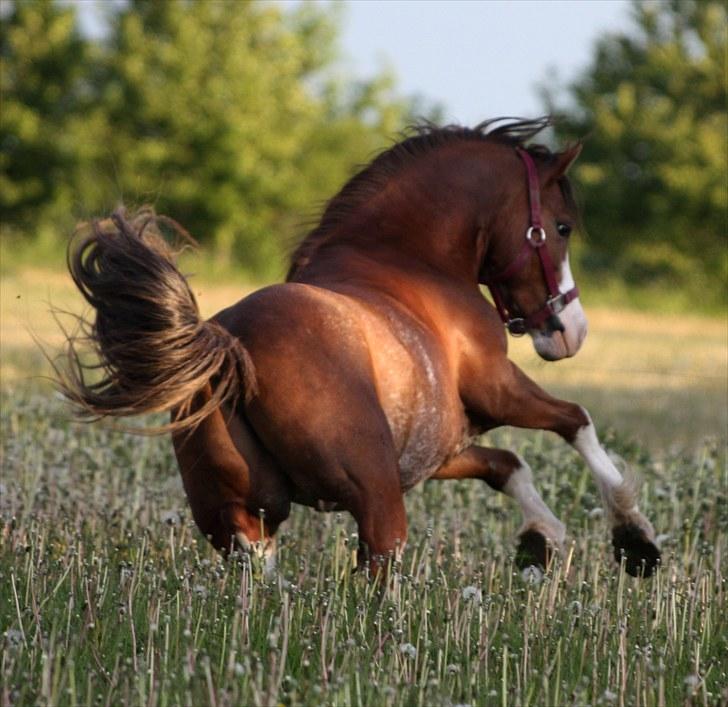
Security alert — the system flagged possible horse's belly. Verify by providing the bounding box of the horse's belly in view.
[397,432,448,490]
[348,292,466,491]
[381,371,464,491]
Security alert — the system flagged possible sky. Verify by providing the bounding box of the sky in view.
[76,0,634,125]
[335,0,633,125]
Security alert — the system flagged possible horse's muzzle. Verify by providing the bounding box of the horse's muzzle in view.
[531,298,588,360]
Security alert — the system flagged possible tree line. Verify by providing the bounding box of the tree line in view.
[1,0,725,297]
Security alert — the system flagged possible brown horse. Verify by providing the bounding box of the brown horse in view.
[60,118,661,577]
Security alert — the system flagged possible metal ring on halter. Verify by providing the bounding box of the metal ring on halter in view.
[526,226,546,245]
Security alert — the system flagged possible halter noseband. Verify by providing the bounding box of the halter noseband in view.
[483,147,579,337]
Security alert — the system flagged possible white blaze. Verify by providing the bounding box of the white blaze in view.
[531,254,588,360]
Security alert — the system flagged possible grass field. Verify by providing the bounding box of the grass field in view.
[1,266,727,706]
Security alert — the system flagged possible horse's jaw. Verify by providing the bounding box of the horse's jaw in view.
[531,298,588,361]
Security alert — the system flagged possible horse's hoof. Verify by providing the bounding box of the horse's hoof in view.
[516,528,552,570]
[612,523,661,577]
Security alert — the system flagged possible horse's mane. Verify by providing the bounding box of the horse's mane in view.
[287,116,572,280]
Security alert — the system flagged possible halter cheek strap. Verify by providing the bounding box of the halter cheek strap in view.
[484,147,579,336]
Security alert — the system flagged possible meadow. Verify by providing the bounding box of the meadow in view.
[1,265,726,706]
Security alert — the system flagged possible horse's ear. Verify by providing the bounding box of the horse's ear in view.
[547,142,582,183]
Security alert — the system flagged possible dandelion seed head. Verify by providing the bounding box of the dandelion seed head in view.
[521,565,543,585]
[399,643,417,658]
[4,629,23,649]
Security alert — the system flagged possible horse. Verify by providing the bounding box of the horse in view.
[59,117,661,578]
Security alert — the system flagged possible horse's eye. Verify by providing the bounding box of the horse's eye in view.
[556,222,572,238]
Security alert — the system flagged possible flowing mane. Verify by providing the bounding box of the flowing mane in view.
[287,116,574,280]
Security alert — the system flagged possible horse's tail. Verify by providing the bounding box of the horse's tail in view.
[57,207,256,434]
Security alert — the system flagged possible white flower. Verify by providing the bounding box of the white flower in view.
[461,586,482,603]
[655,533,671,547]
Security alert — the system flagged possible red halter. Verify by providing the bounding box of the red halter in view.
[484,147,579,336]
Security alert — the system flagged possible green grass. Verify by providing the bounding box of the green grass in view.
[1,390,727,706]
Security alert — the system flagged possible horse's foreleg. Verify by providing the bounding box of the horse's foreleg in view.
[432,446,565,569]
[489,364,660,576]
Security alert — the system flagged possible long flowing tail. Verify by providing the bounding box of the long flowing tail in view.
[57,207,256,433]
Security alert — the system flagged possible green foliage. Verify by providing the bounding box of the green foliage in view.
[545,0,727,302]
[1,0,417,277]
[0,0,88,228]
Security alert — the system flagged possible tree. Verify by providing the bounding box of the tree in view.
[92,0,412,276]
[0,0,89,230]
[1,0,420,276]
[544,0,727,298]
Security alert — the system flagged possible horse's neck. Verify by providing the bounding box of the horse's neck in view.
[291,148,508,284]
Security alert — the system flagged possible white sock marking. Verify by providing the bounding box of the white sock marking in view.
[571,408,646,526]
[503,458,565,545]
[572,411,623,491]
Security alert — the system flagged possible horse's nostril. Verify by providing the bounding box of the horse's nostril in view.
[547,314,565,333]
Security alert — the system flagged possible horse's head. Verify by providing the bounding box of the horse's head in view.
[480,142,588,361]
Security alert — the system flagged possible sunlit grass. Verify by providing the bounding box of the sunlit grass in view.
[1,391,726,706]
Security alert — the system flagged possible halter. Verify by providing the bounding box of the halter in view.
[483,147,579,336]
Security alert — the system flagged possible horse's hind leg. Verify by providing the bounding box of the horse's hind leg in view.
[349,486,408,578]
[311,428,407,577]
[172,386,290,573]
[432,446,565,570]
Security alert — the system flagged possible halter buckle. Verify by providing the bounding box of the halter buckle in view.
[546,292,567,315]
